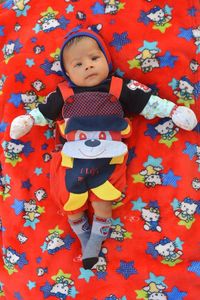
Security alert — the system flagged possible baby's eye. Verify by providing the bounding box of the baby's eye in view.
[75,62,82,67]
[92,56,99,61]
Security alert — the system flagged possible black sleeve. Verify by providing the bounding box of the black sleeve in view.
[119,78,153,114]
[38,87,64,120]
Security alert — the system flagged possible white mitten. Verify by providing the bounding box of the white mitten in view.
[10,115,34,139]
[171,106,197,131]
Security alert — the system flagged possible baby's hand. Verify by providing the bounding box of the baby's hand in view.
[171,106,197,131]
[10,115,34,139]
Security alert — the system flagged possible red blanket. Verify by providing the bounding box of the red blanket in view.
[0,1,200,299]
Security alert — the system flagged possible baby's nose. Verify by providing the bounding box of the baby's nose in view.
[85,64,94,70]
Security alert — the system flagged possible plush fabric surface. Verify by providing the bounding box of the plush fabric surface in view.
[0,1,200,299]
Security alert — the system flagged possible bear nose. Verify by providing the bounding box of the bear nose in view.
[84,139,100,147]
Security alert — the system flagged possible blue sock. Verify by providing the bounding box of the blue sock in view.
[82,215,112,269]
[69,214,91,253]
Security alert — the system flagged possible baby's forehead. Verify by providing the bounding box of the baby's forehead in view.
[64,36,100,53]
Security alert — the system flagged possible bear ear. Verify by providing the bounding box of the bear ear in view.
[57,118,69,138]
[121,118,132,138]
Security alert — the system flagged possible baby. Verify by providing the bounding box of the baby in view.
[10,28,197,269]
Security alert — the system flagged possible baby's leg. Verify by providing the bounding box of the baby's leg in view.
[82,201,112,269]
[68,211,91,254]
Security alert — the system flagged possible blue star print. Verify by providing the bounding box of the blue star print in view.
[40,59,54,75]
[146,242,159,258]
[171,198,180,210]
[162,170,181,187]
[70,286,79,297]
[11,199,24,215]
[17,252,28,269]
[144,156,163,168]
[26,58,35,67]
[149,200,160,208]
[145,124,159,140]
[44,129,54,139]
[24,219,40,230]
[0,26,4,36]
[0,121,8,133]
[169,78,179,90]
[41,143,48,150]
[91,2,105,14]
[22,179,32,190]
[2,0,12,9]
[159,51,178,68]
[146,272,166,286]
[188,6,198,16]
[58,16,70,30]
[178,28,193,41]
[116,260,137,279]
[8,93,22,108]
[34,168,43,176]
[164,5,173,15]
[36,257,42,263]
[96,271,107,280]
[112,217,124,226]
[14,292,23,300]
[33,23,41,34]
[188,261,200,276]
[78,268,95,282]
[63,234,75,250]
[40,282,52,298]
[13,39,23,53]
[110,32,131,51]
[15,5,30,17]
[138,11,150,25]
[22,141,34,157]
[167,286,187,300]
[131,197,147,211]
[139,41,160,53]
[27,281,36,290]
[183,142,197,159]
[115,68,125,77]
[4,174,11,184]
[66,4,74,13]
[194,81,200,99]
[40,242,47,253]
[174,237,184,250]
[31,37,37,43]
[127,147,136,164]
[15,72,26,83]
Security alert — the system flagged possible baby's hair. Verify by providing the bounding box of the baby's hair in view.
[64,36,93,50]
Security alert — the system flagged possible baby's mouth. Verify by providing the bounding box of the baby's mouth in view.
[85,73,97,80]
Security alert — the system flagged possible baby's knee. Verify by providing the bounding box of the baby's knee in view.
[92,200,112,217]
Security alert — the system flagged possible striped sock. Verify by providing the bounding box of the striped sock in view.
[69,214,91,253]
[82,215,112,269]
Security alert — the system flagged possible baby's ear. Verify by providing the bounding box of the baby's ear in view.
[121,118,132,138]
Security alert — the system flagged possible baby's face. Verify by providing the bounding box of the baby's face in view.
[63,37,109,87]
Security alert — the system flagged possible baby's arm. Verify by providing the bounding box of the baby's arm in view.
[119,78,197,131]
[10,88,63,139]
[140,95,197,131]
